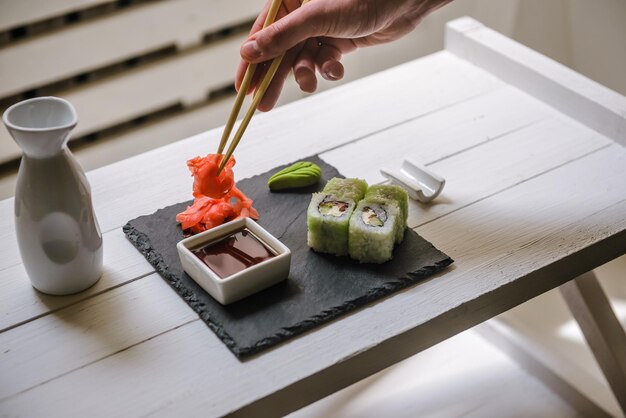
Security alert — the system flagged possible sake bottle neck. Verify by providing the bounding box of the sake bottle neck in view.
[2,97,78,159]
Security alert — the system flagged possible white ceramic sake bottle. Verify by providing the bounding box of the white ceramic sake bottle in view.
[2,97,103,295]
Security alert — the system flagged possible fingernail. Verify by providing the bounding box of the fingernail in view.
[242,40,262,59]
[325,69,339,80]
[294,68,306,84]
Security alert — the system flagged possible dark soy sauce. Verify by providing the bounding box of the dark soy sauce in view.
[192,228,276,279]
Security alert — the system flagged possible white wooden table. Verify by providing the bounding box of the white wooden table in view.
[1,18,625,417]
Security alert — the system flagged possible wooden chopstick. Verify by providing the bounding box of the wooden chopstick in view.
[218,0,312,174]
[218,56,284,172]
[216,0,284,154]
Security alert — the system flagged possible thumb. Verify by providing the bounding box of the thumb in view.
[241,1,335,63]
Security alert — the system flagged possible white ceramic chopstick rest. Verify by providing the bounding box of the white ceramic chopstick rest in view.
[380,159,445,203]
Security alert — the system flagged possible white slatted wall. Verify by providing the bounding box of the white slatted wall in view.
[0,0,265,164]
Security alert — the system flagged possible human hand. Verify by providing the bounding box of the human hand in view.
[235,0,452,111]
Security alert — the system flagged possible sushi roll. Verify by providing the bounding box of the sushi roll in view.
[364,184,408,243]
[307,193,356,256]
[307,178,368,256]
[322,177,368,202]
[349,200,400,264]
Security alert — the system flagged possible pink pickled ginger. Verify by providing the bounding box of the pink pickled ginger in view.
[176,154,259,233]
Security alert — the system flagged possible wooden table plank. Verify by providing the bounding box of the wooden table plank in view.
[0,273,198,400]
[320,85,552,183]
[343,115,611,230]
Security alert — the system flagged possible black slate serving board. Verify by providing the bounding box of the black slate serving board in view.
[123,156,453,358]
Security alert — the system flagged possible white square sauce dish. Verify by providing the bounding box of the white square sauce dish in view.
[177,217,291,305]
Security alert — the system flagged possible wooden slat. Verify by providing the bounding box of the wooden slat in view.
[1,144,624,417]
[446,17,626,146]
[0,0,264,98]
[322,113,612,229]
[67,35,245,133]
[0,33,248,163]
[67,35,245,129]
[0,273,198,400]
[319,85,551,185]
[0,0,112,32]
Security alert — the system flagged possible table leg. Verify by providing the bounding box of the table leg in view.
[560,271,626,414]
[476,320,614,418]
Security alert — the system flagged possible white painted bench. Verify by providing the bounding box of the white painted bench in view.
[0,16,625,418]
